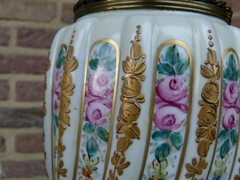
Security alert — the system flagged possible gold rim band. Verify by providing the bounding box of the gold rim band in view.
[74,1,232,24]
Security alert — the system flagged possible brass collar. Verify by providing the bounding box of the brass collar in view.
[74,0,233,24]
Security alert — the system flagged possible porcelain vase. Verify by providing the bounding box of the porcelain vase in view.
[43,9,240,180]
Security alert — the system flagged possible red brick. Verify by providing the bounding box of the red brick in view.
[15,133,44,153]
[0,27,10,46]
[0,54,48,74]
[62,3,74,24]
[0,0,56,22]
[16,81,44,101]
[0,136,6,152]
[232,16,240,28]
[17,27,57,49]
[0,108,43,128]
[1,160,46,178]
[225,0,240,14]
[0,80,9,100]
[223,0,240,27]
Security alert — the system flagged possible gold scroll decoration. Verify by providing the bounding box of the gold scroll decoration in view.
[185,39,220,178]
[108,25,146,180]
[57,42,78,178]
[43,58,51,116]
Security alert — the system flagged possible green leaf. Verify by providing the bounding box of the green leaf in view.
[56,46,67,69]
[224,54,239,81]
[233,69,240,81]
[155,143,170,163]
[99,43,112,58]
[152,131,171,141]
[218,130,229,141]
[230,130,238,146]
[157,63,175,75]
[228,54,237,71]
[104,59,116,71]
[170,132,183,150]
[54,114,59,128]
[175,60,189,75]
[86,138,98,158]
[97,127,109,142]
[53,115,59,136]
[166,45,179,66]
[89,58,99,70]
[220,139,230,159]
[237,70,240,79]
[83,123,95,134]
[224,68,233,80]
[53,126,57,136]
[224,67,240,81]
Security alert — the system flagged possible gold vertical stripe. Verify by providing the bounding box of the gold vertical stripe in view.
[207,48,240,179]
[185,44,220,178]
[73,39,120,180]
[108,25,146,180]
[51,44,67,180]
[185,44,220,179]
[73,46,88,179]
[205,47,225,179]
[185,30,221,179]
[139,60,156,179]
[102,40,120,180]
[175,41,194,179]
[230,119,240,179]
[139,40,194,179]
[227,49,240,180]
[57,35,79,177]
[205,88,223,179]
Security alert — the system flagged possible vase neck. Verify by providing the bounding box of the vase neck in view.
[73,0,233,24]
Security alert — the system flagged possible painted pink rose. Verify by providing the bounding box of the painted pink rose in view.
[155,76,188,113]
[223,81,240,113]
[154,106,185,132]
[87,72,113,98]
[86,101,111,126]
[53,69,62,114]
[88,98,112,109]
[222,108,238,130]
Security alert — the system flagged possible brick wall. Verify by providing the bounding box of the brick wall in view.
[0,0,77,179]
[0,0,239,179]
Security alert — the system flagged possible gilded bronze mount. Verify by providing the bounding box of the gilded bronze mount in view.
[74,0,233,24]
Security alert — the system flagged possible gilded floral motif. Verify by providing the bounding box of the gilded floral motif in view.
[51,44,67,178]
[108,25,146,180]
[43,53,51,116]
[57,40,78,177]
[186,47,220,179]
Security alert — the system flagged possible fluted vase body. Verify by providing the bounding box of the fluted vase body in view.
[43,9,240,180]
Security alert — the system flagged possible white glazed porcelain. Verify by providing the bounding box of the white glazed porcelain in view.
[43,10,240,180]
